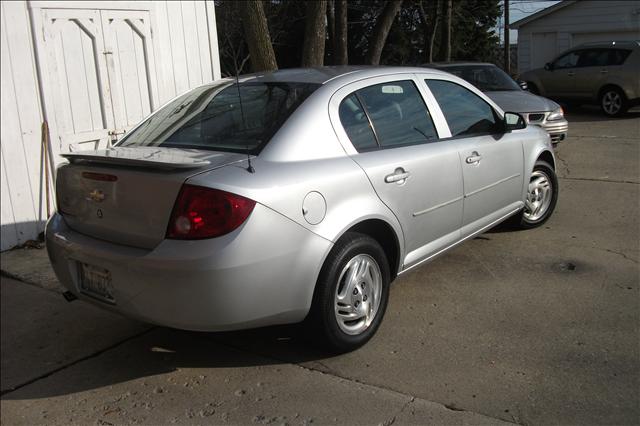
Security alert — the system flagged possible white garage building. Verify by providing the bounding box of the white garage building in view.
[512,0,640,73]
[1,1,221,250]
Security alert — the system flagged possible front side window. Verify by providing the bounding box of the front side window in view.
[553,51,580,69]
[425,79,500,137]
[119,82,319,154]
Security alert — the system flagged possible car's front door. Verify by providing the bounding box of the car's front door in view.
[330,76,464,270]
[542,50,581,97]
[424,79,524,238]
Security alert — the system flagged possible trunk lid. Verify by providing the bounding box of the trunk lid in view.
[56,147,246,249]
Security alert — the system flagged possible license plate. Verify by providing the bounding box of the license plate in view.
[78,263,115,304]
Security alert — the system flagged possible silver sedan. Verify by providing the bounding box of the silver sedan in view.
[46,67,558,352]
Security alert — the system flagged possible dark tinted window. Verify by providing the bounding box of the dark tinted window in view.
[578,49,609,67]
[356,81,438,147]
[553,51,580,69]
[426,79,499,137]
[608,49,632,65]
[441,65,521,91]
[339,94,378,151]
[119,82,319,154]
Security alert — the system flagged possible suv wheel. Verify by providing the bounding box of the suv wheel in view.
[600,87,628,117]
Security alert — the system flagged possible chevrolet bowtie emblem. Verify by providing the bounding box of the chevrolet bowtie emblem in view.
[86,189,106,202]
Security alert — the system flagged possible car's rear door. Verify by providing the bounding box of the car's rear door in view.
[329,75,463,269]
[423,78,524,238]
[572,48,610,99]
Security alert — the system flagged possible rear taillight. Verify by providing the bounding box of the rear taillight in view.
[166,185,256,239]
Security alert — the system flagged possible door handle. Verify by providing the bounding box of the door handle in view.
[465,152,482,165]
[385,168,410,184]
[600,69,608,74]
[567,72,575,77]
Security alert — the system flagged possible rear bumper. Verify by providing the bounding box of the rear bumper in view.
[45,206,332,331]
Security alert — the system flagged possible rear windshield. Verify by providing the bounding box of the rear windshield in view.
[118,82,319,154]
[441,65,521,91]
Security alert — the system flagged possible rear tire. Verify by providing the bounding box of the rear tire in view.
[515,160,558,229]
[308,232,390,353]
[600,87,628,117]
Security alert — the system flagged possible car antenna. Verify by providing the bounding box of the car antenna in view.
[235,71,255,173]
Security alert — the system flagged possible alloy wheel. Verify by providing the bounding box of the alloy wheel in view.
[524,170,553,222]
[334,254,382,335]
[602,91,622,115]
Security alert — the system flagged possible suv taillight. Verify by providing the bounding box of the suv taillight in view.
[167,185,255,239]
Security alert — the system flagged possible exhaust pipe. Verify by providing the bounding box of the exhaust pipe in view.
[62,291,78,302]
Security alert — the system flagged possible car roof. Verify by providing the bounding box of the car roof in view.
[572,40,640,49]
[425,62,497,68]
[219,66,453,85]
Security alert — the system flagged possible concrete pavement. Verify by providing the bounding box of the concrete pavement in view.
[1,108,638,425]
[0,276,509,425]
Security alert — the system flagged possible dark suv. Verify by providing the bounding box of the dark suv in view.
[519,41,640,116]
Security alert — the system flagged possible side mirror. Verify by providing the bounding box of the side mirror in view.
[544,62,553,71]
[504,112,526,132]
[517,80,528,91]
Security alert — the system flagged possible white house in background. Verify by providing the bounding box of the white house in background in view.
[1,1,221,251]
[512,0,640,73]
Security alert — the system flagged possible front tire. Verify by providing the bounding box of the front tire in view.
[309,232,390,353]
[516,160,558,229]
[600,87,628,117]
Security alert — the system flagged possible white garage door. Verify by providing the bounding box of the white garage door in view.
[531,32,559,69]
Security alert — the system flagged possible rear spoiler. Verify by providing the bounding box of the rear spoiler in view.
[61,148,211,170]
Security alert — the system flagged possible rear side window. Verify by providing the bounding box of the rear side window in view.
[426,79,500,137]
[578,49,609,67]
[338,94,378,151]
[338,80,438,151]
[608,49,632,65]
[357,81,438,147]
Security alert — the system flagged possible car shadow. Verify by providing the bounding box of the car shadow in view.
[561,104,640,123]
[1,320,337,401]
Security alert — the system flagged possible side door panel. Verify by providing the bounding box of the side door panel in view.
[352,143,463,268]
[542,51,581,97]
[457,134,524,236]
[423,78,525,238]
[328,75,464,270]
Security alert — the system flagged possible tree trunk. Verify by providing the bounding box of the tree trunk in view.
[441,0,452,62]
[365,0,403,65]
[334,0,348,65]
[428,2,440,63]
[237,0,277,72]
[302,0,328,67]
[327,0,335,63]
[418,0,439,64]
